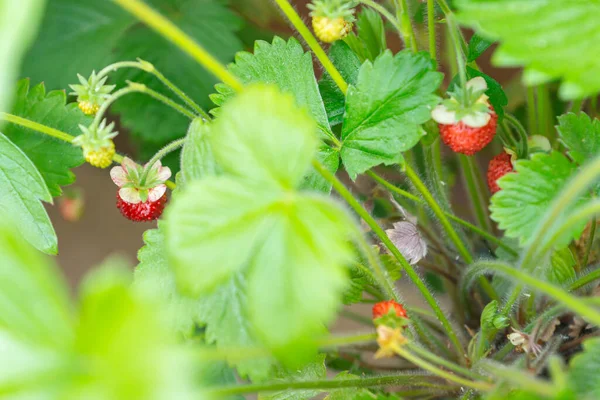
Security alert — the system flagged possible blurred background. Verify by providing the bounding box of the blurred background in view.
[21,0,519,286]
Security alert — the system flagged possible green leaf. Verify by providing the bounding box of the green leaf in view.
[210,85,317,188]
[211,37,332,142]
[180,118,220,185]
[0,0,45,113]
[6,79,89,197]
[491,152,581,247]
[300,145,340,194]
[258,355,326,400]
[343,8,387,63]
[340,50,442,179]
[567,337,600,398]
[165,85,355,365]
[0,132,57,254]
[318,41,361,127]
[456,0,600,99]
[549,247,576,285]
[467,33,494,63]
[557,113,600,165]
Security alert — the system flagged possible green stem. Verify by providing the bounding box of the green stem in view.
[360,0,405,42]
[96,61,143,79]
[583,218,596,268]
[395,347,493,391]
[272,0,348,94]
[340,310,374,326]
[504,114,529,157]
[571,98,585,113]
[366,170,517,256]
[392,0,418,52]
[436,0,452,15]
[526,86,537,134]
[569,268,600,292]
[459,155,492,234]
[140,137,186,183]
[536,84,553,140]
[407,343,488,381]
[112,0,243,91]
[427,0,437,62]
[208,373,450,396]
[312,160,466,363]
[446,15,468,105]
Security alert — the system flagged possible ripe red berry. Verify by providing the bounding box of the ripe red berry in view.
[439,111,498,155]
[487,152,514,194]
[116,192,167,222]
[372,300,408,320]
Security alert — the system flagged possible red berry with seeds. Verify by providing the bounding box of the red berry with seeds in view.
[117,192,167,222]
[487,152,514,194]
[372,300,408,320]
[439,111,498,155]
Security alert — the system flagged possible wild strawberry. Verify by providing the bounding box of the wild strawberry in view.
[308,0,355,43]
[69,71,115,116]
[110,157,171,222]
[72,119,118,168]
[373,300,408,320]
[59,188,84,222]
[487,152,513,194]
[432,77,498,155]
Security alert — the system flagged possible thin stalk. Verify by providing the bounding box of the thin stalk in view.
[0,113,176,190]
[571,98,585,113]
[140,138,186,183]
[312,159,466,363]
[536,84,553,140]
[208,373,450,396]
[569,268,600,292]
[582,218,597,268]
[395,347,493,391]
[392,0,418,52]
[366,170,517,256]
[504,114,529,157]
[459,155,493,233]
[427,0,437,62]
[526,86,537,134]
[407,343,489,381]
[340,310,374,326]
[272,0,348,94]
[446,16,468,105]
[96,61,143,79]
[360,0,404,41]
[112,0,243,91]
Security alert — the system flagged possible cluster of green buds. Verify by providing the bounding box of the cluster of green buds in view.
[308,0,357,43]
[72,119,118,169]
[69,71,115,116]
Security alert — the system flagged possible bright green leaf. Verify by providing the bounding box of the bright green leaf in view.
[557,113,600,165]
[211,37,332,142]
[0,132,56,253]
[258,355,326,400]
[6,79,90,197]
[180,118,220,185]
[467,33,494,63]
[343,8,386,63]
[456,0,600,99]
[549,247,576,285]
[210,85,317,188]
[567,337,600,398]
[300,145,340,193]
[490,152,581,246]
[340,50,442,179]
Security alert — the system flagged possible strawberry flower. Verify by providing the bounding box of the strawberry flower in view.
[432,77,492,128]
[110,157,171,204]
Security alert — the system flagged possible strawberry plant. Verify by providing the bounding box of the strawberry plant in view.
[3,0,600,398]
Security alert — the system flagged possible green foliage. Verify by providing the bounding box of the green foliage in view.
[166,86,356,366]
[340,50,442,178]
[456,0,600,99]
[549,247,576,285]
[180,118,220,185]
[557,113,600,165]
[567,337,600,398]
[6,79,89,197]
[467,33,493,63]
[491,152,582,246]
[0,132,56,254]
[259,355,326,400]
[0,0,45,112]
[343,8,387,63]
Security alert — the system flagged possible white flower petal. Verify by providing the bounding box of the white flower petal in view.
[119,187,142,204]
[145,159,161,170]
[122,157,138,172]
[462,112,491,128]
[156,166,172,182]
[110,166,128,187]
[148,184,167,202]
[466,76,488,92]
[431,105,457,125]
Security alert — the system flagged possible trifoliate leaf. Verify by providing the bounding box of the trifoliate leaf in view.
[318,41,361,127]
[0,132,56,254]
[567,337,600,398]
[211,37,333,142]
[343,8,386,63]
[180,118,220,185]
[467,33,494,63]
[456,0,600,99]
[258,355,326,400]
[549,247,576,285]
[557,113,600,165]
[0,0,45,113]
[5,79,90,197]
[210,85,317,188]
[340,50,442,179]
[490,152,581,246]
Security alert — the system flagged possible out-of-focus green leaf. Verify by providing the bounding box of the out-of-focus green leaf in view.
[258,355,326,400]
[343,8,386,63]
[180,118,220,185]
[467,33,494,63]
[549,247,576,285]
[567,337,600,398]
[557,113,600,166]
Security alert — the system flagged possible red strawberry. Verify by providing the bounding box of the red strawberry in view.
[439,111,498,155]
[487,152,513,194]
[116,192,167,222]
[372,300,408,320]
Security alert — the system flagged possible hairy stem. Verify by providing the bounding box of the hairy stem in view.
[140,138,186,184]
[427,0,437,62]
[459,155,492,233]
[272,0,348,94]
[570,268,600,292]
[360,0,405,43]
[393,0,418,52]
[582,218,597,268]
[112,0,243,91]
[312,160,466,363]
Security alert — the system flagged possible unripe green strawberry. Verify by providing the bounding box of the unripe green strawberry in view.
[72,119,119,169]
[308,0,355,43]
[84,142,115,169]
[312,16,352,43]
[69,71,115,116]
